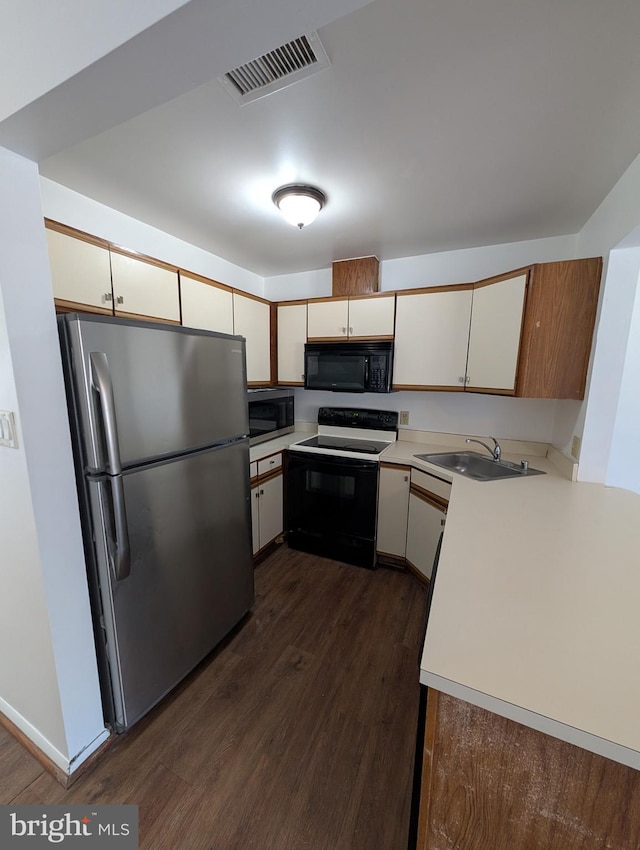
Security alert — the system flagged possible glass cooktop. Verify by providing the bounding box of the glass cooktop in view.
[295,435,391,454]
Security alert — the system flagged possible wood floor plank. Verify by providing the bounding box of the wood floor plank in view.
[0,547,427,850]
[0,726,44,804]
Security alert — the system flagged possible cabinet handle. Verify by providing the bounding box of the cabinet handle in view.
[260,489,264,495]
[404,475,409,482]
[349,326,353,334]
[341,326,347,334]
[116,295,124,305]
[465,376,470,384]
[458,376,465,383]
[102,292,113,304]
[255,491,259,499]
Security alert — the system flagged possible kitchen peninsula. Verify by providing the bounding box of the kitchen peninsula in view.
[382,437,640,848]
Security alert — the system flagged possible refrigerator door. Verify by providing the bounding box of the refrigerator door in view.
[59,313,249,472]
[88,439,254,730]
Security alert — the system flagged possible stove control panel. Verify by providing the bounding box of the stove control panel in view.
[317,407,399,432]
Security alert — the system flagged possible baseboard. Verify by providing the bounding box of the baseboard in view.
[404,560,431,589]
[0,699,112,787]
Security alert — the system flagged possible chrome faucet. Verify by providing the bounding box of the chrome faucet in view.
[465,436,502,462]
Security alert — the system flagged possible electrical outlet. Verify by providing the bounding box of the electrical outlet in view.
[571,434,581,459]
[399,410,409,426]
[0,410,18,448]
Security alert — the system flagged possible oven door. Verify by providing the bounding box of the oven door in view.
[286,451,379,568]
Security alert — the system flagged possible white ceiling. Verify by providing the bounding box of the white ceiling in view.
[4,0,640,277]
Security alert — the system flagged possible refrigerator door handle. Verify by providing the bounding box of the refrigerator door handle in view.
[110,475,131,581]
[90,351,123,475]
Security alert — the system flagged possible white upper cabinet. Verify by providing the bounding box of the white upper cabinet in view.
[180,273,233,334]
[110,252,180,322]
[466,274,527,392]
[307,298,349,339]
[348,295,395,338]
[277,303,307,385]
[46,229,113,311]
[233,292,271,384]
[393,289,473,388]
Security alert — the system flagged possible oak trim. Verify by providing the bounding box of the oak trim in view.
[232,288,272,306]
[276,381,304,387]
[375,552,407,569]
[409,483,448,511]
[114,310,180,325]
[347,334,395,341]
[0,710,69,788]
[108,245,179,273]
[391,384,465,393]
[306,295,349,305]
[380,461,412,472]
[270,303,278,385]
[465,386,516,396]
[54,298,112,316]
[306,335,349,343]
[247,381,274,388]
[395,282,475,296]
[257,468,283,487]
[179,270,233,293]
[347,291,394,302]
[276,298,309,307]
[416,688,440,850]
[44,218,110,250]
[404,560,431,589]
[473,266,532,289]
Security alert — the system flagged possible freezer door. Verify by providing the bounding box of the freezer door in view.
[60,314,249,471]
[88,439,254,731]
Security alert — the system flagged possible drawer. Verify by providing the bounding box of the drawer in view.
[258,453,282,477]
[411,468,451,502]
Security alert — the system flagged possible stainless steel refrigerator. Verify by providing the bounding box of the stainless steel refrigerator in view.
[58,313,255,732]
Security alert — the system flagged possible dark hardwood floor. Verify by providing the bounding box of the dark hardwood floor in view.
[1,546,427,849]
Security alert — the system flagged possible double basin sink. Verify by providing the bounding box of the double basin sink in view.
[414,451,545,481]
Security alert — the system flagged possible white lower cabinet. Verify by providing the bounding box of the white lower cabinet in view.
[376,465,411,558]
[250,453,283,555]
[405,469,451,580]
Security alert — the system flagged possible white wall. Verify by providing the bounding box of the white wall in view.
[40,178,265,298]
[0,148,107,773]
[266,234,578,302]
[294,390,557,444]
[605,258,640,493]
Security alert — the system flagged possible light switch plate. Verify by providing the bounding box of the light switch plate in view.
[0,410,18,448]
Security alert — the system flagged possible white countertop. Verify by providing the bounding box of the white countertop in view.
[249,430,312,463]
[382,438,640,770]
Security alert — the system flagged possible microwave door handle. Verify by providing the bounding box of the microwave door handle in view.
[364,355,370,388]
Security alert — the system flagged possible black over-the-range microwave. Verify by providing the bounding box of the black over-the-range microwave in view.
[304,341,394,393]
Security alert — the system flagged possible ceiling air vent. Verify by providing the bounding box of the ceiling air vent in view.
[219,32,330,105]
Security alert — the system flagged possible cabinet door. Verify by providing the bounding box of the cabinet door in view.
[406,491,446,580]
[307,299,349,339]
[377,465,411,558]
[277,303,307,385]
[251,485,261,555]
[258,474,283,550]
[110,252,180,322]
[466,274,527,392]
[393,289,472,389]
[181,274,233,334]
[46,229,113,312]
[348,295,395,338]
[233,293,271,384]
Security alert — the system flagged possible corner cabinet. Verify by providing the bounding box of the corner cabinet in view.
[250,453,283,556]
[465,272,527,393]
[393,288,473,390]
[376,463,412,561]
[406,469,450,581]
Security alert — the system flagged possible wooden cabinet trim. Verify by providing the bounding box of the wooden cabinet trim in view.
[410,483,448,511]
[306,295,349,305]
[416,689,439,850]
[380,461,412,472]
[54,298,112,316]
[348,291,394,301]
[473,266,532,289]
[465,386,516,396]
[232,288,271,306]
[179,270,233,293]
[277,298,308,307]
[347,334,395,342]
[45,219,111,250]
[255,467,282,487]
[392,384,465,392]
[396,282,475,296]
[114,310,180,325]
[108,244,178,273]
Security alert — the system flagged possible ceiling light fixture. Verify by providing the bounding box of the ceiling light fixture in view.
[272,184,327,229]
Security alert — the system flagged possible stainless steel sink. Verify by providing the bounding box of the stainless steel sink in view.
[414,451,545,481]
